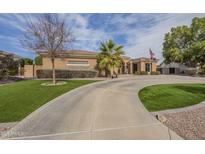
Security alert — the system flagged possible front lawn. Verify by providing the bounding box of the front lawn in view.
[0,80,98,122]
[139,84,205,112]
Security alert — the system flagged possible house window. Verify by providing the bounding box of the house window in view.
[67,60,89,65]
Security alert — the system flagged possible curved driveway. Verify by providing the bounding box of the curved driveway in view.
[3,75,205,139]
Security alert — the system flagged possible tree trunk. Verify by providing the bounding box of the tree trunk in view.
[51,58,56,84]
[105,69,108,77]
[105,65,109,77]
[111,66,115,79]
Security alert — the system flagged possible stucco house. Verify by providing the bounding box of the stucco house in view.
[157,62,187,74]
[24,50,158,78]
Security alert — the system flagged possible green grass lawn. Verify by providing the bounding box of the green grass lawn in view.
[138,84,205,112]
[0,80,98,122]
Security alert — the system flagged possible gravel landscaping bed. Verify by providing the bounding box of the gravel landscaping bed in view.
[163,107,205,139]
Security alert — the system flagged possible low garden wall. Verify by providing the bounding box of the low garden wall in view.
[36,69,98,78]
[24,65,43,78]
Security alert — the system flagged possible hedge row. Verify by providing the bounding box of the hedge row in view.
[134,71,160,75]
[184,68,197,76]
[36,69,97,78]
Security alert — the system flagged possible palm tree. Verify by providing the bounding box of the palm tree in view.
[97,39,125,77]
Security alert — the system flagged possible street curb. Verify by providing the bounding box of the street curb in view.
[152,101,205,115]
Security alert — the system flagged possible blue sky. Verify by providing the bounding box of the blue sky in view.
[0,13,205,62]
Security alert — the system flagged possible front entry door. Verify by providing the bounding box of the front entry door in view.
[133,63,138,73]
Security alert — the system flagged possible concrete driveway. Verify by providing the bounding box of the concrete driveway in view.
[2,75,205,139]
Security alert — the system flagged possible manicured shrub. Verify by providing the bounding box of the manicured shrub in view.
[36,69,97,78]
[134,71,148,75]
[140,71,148,75]
[151,71,160,75]
[202,64,205,74]
[134,71,141,75]
[198,65,205,75]
[198,72,204,75]
[185,68,197,76]
[135,71,160,75]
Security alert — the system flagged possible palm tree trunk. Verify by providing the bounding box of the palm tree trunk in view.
[111,66,115,78]
[51,58,56,84]
[105,69,108,77]
[105,65,109,77]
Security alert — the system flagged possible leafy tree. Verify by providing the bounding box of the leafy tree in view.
[191,17,205,41]
[22,58,33,66]
[163,17,205,67]
[21,14,74,84]
[34,56,42,65]
[0,54,19,79]
[163,26,192,64]
[97,39,124,77]
[189,17,205,66]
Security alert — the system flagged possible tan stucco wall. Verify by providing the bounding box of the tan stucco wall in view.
[140,61,145,72]
[152,63,157,72]
[24,65,42,77]
[42,57,97,70]
[132,61,157,73]
[24,65,34,78]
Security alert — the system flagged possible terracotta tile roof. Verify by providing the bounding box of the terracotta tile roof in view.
[37,50,98,58]
[37,50,97,55]
[121,55,131,59]
[64,50,97,55]
[0,50,22,59]
[131,57,158,62]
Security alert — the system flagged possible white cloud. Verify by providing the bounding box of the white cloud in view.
[0,13,205,61]
[124,14,205,63]
[63,14,112,51]
[0,14,29,31]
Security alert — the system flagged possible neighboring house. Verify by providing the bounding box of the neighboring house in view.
[0,50,22,61]
[23,50,158,78]
[157,62,187,75]
[0,50,22,76]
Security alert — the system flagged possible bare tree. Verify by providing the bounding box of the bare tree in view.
[21,14,74,84]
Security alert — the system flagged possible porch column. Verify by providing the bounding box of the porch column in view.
[140,62,145,72]
[130,61,133,74]
[124,63,127,74]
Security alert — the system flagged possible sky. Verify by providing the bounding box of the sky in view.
[0,13,205,63]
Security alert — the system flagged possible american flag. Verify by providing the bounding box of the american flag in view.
[149,48,156,60]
